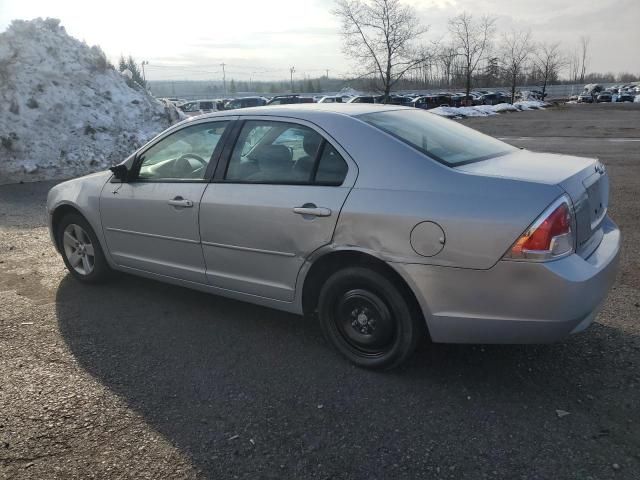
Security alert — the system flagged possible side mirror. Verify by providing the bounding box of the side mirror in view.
[110,164,129,182]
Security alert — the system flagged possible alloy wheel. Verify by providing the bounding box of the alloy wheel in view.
[62,223,95,275]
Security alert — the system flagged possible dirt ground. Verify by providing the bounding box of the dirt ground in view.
[1,103,639,480]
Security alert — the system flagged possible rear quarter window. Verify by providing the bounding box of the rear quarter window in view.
[359,109,515,167]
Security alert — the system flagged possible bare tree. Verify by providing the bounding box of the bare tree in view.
[579,35,590,83]
[500,29,534,103]
[532,41,566,99]
[333,0,430,102]
[448,12,496,103]
[567,47,580,83]
[438,44,458,88]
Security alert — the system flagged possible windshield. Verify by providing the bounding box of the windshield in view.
[359,109,516,166]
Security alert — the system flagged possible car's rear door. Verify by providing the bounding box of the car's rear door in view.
[199,117,357,301]
[100,118,234,283]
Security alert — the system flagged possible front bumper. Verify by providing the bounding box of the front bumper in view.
[47,212,60,253]
[394,216,621,344]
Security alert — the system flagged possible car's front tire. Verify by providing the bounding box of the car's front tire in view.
[318,267,425,370]
[57,213,111,283]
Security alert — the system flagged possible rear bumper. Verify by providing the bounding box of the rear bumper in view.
[394,216,621,344]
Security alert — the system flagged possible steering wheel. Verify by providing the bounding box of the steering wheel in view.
[173,153,208,178]
[177,153,207,166]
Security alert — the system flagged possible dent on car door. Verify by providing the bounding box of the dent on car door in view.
[100,120,231,283]
[199,118,355,301]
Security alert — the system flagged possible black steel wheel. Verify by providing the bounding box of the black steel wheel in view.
[318,266,424,370]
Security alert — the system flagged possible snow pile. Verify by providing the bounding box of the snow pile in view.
[431,106,488,117]
[493,103,519,113]
[514,100,547,110]
[583,84,602,94]
[338,87,363,97]
[430,100,548,119]
[471,105,499,115]
[0,18,184,184]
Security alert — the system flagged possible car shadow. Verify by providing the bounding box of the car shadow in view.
[55,273,638,479]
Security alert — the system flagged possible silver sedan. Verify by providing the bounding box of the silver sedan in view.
[47,104,620,369]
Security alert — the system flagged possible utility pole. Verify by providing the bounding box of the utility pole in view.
[141,60,148,84]
[290,66,295,92]
[220,62,227,95]
[325,69,329,79]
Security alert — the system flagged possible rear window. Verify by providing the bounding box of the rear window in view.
[359,109,515,166]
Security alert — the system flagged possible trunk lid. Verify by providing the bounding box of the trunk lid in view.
[457,150,609,257]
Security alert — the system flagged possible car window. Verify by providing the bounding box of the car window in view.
[137,122,228,181]
[225,121,323,184]
[360,109,515,166]
[315,143,348,186]
[200,101,214,110]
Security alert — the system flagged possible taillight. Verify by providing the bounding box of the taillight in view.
[504,196,575,261]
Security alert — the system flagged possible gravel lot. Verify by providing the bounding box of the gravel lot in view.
[1,103,639,480]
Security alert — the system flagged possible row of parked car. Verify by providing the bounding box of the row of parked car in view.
[162,95,309,117]
[577,92,637,103]
[575,83,639,103]
[161,89,540,117]
[334,90,543,108]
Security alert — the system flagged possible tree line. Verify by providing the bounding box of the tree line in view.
[332,0,638,102]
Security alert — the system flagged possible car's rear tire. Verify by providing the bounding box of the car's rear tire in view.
[57,213,111,283]
[318,267,424,370]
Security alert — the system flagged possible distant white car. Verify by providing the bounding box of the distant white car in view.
[160,97,186,105]
[347,95,379,104]
[317,96,346,104]
[178,100,218,117]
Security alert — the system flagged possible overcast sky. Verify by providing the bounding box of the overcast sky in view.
[1,0,638,81]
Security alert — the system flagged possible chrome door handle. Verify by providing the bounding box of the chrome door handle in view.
[168,197,193,208]
[293,205,331,217]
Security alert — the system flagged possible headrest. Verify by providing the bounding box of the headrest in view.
[258,145,292,170]
[303,132,322,156]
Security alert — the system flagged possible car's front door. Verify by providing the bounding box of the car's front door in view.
[199,118,357,301]
[100,119,231,283]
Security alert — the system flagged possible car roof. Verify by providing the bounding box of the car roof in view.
[186,103,407,121]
